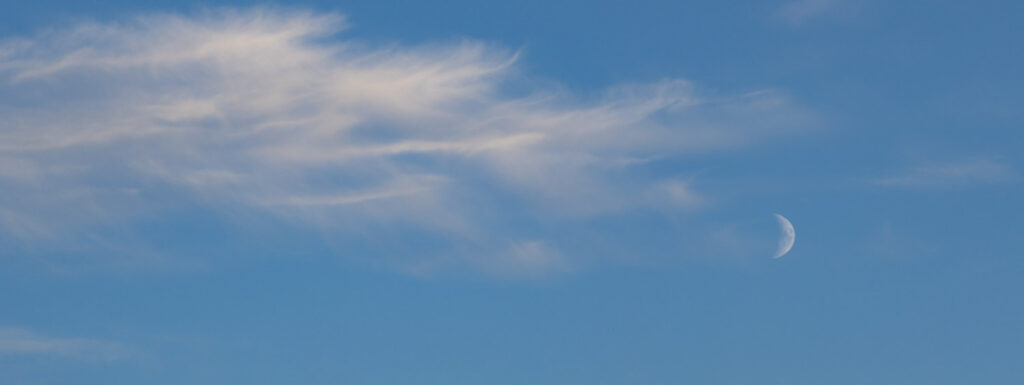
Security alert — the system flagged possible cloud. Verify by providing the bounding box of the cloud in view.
[0,8,811,275]
[0,327,134,362]
[863,221,939,261]
[872,159,1017,188]
[773,0,843,25]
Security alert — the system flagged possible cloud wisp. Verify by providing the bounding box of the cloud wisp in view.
[872,159,1017,188]
[773,0,845,25]
[0,327,134,363]
[0,8,810,275]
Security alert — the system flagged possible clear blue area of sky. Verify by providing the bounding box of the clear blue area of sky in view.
[1,1,1022,384]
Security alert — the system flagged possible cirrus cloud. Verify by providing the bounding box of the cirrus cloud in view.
[0,327,134,363]
[872,158,1017,188]
[0,8,812,275]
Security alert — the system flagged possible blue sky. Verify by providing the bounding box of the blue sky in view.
[0,1,1022,384]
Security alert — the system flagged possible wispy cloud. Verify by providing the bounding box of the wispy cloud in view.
[773,0,844,25]
[0,8,811,275]
[0,327,134,362]
[872,159,1017,188]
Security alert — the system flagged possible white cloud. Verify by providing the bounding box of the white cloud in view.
[872,159,1017,188]
[0,327,134,362]
[0,8,811,275]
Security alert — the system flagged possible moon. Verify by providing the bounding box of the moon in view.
[773,213,796,259]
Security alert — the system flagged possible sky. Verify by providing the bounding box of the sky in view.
[0,1,1022,384]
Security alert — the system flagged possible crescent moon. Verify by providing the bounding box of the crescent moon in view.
[773,213,795,259]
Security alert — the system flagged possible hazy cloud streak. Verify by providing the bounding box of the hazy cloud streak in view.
[0,327,134,362]
[873,159,1017,188]
[0,8,810,274]
[774,0,843,25]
